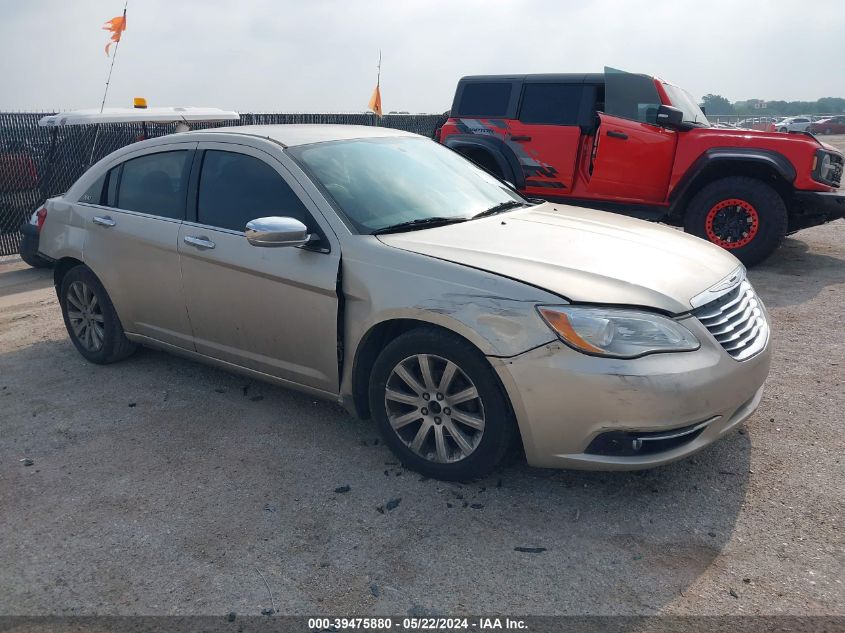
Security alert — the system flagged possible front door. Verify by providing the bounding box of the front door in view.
[588,113,677,202]
[587,68,678,203]
[178,142,340,394]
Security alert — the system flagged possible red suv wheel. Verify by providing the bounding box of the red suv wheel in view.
[684,176,788,266]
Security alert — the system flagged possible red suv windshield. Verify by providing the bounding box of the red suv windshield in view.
[662,83,710,126]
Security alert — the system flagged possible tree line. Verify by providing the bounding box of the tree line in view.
[701,94,845,116]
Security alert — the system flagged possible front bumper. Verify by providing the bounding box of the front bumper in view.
[490,317,771,470]
[789,190,845,231]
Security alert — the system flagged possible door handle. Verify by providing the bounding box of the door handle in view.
[607,130,628,140]
[510,135,532,142]
[92,215,116,227]
[183,235,216,250]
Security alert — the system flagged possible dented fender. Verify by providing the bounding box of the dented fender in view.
[338,236,561,400]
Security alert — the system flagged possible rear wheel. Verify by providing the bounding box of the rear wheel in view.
[368,328,515,481]
[60,265,136,364]
[683,176,787,267]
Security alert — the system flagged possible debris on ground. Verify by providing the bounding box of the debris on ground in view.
[514,547,546,554]
[369,582,381,597]
[20,458,34,467]
[334,485,351,494]
[729,588,739,599]
[385,498,401,511]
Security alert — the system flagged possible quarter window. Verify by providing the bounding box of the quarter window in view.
[519,83,583,125]
[116,151,190,219]
[456,82,512,117]
[78,173,106,205]
[197,150,309,232]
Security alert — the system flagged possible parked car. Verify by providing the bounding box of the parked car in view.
[436,69,844,266]
[19,104,240,268]
[0,139,41,237]
[38,124,772,480]
[775,116,813,133]
[809,116,845,135]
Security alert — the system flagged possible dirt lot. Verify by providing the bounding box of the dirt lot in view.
[1,157,843,616]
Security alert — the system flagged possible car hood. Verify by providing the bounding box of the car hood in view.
[377,203,741,314]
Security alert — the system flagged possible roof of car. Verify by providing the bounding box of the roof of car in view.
[458,73,605,84]
[196,124,418,147]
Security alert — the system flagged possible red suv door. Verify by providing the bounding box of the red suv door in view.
[588,113,677,202]
[508,81,587,197]
[586,69,678,203]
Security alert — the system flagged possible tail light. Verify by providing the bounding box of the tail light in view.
[35,207,47,232]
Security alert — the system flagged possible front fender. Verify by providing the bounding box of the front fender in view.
[338,237,561,400]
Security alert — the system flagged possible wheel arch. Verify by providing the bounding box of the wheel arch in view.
[349,318,509,422]
[668,149,795,219]
[443,134,525,189]
[53,256,85,295]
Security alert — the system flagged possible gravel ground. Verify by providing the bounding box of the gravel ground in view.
[0,163,843,616]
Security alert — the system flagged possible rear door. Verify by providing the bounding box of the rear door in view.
[587,69,678,203]
[178,142,340,394]
[77,143,196,348]
[508,81,589,196]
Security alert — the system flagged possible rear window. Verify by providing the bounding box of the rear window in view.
[519,83,583,125]
[457,82,512,117]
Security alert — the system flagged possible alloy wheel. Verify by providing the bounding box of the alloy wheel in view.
[704,198,760,249]
[384,354,485,464]
[66,281,105,352]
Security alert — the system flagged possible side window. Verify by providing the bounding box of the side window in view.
[519,83,583,125]
[197,150,309,232]
[116,150,190,219]
[604,69,662,125]
[456,82,512,117]
[78,172,106,204]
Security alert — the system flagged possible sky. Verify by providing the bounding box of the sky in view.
[1,0,843,113]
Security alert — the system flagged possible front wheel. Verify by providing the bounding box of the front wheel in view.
[683,176,787,267]
[368,328,516,481]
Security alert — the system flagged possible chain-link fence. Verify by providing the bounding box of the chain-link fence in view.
[0,112,446,256]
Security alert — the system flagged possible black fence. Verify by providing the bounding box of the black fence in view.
[0,112,445,256]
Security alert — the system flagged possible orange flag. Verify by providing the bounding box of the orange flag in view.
[368,84,382,117]
[103,14,126,56]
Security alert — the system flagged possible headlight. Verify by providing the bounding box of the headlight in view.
[537,306,700,358]
[813,149,842,186]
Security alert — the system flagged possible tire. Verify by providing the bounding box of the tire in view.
[683,176,787,267]
[368,328,516,481]
[59,265,137,364]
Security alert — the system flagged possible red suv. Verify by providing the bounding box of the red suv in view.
[437,69,844,265]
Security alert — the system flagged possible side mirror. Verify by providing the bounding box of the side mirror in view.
[245,216,312,248]
[655,104,685,129]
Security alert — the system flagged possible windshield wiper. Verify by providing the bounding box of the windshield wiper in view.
[372,216,469,235]
[472,200,529,219]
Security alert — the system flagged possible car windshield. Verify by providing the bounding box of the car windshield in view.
[288,136,524,234]
[662,83,710,127]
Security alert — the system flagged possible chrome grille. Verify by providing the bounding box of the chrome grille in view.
[692,280,768,361]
